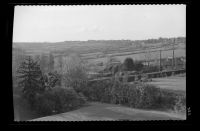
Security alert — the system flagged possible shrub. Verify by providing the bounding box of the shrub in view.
[82,79,115,103]
[83,79,185,112]
[34,92,56,115]
[173,95,186,113]
[34,87,86,116]
[133,61,144,72]
[135,84,162,109]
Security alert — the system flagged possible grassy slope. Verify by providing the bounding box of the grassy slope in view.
[31,102,186,121]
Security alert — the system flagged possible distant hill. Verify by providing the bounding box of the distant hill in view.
[13,37,186,56]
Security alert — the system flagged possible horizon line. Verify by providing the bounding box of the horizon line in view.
[13,36,186,43]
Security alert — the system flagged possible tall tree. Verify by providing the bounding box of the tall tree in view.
[49,52,54,71]
[40,54,49,73]
[57,55,63,74]
[62,54,88,91]
[17,56,45,106]
[12,48,26,87]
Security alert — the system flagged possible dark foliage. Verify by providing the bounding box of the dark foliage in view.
[34,87,87,116]
[132,61,144,72]
[142,65,160,73]
[17,56,45,106]
[121,58,144,72]
[81,79,185,111]
[122,57,135,71]
[43,71,61,90]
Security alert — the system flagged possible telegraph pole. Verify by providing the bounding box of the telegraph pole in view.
[159,50,162,72]
[172,38,175,70]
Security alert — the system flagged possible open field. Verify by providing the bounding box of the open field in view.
[148,75,186,91]
[13,39,185,59]
[88,48,185,65]
[31,102,185,121]
[13,39,185,72]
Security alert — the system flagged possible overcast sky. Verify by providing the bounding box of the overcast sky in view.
[13,5,186,42]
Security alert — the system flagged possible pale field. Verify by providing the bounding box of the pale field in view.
[88,48,185,64]
[148,75,186,91]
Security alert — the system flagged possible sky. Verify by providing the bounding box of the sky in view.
[13,5,186,42]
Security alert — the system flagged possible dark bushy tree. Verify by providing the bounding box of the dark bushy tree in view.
[43,71,61,89]
[17,56,45,106]
[122,57,135,71]
[122,58,144,72]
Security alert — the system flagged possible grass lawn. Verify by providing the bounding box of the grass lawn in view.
[148,76,186,91]
[31,102,186,121]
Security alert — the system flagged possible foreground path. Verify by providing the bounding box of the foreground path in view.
[31,102,186,121]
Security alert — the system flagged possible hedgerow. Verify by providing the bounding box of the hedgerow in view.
[81,78,185,111]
